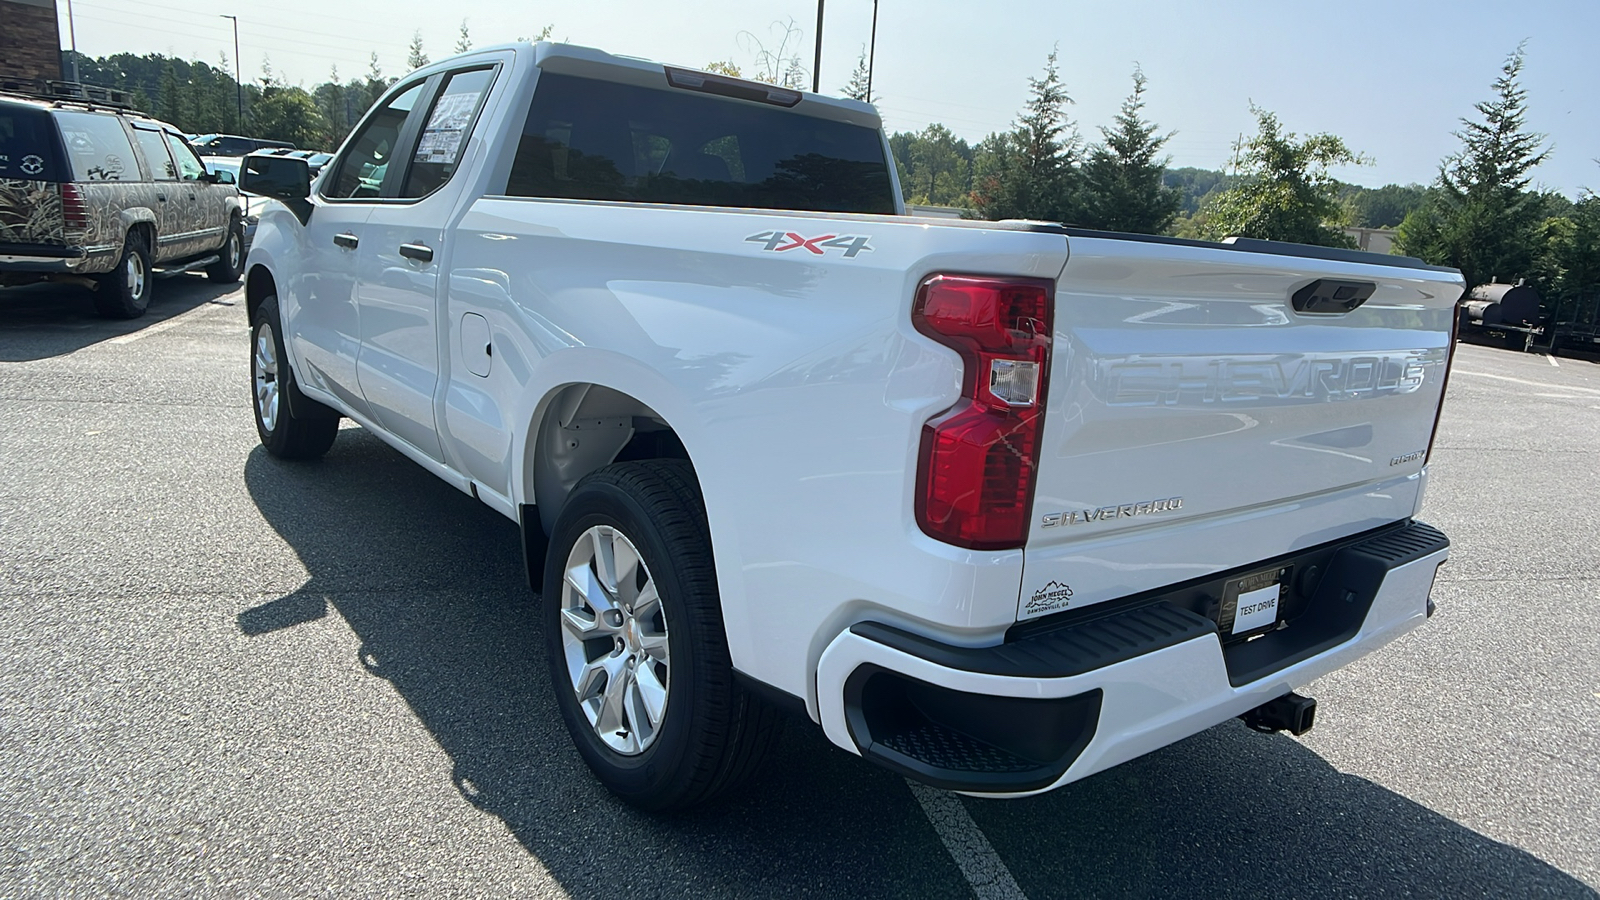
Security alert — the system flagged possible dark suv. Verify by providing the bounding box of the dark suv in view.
[0,90,245,318]
[189,134,295,157]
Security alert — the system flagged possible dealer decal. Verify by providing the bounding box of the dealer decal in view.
[1024,580,1074,616]
[745,230,873,258]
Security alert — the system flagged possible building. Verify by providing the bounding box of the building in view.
[0,0,64,85]
[1343,227,1398,255]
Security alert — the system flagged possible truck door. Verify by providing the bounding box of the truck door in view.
[128,124,187,262]
[162,131,225,255]
[354,65,497,464]
[291,78,428,420]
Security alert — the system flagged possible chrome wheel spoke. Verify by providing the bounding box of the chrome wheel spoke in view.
[559,524,671,756]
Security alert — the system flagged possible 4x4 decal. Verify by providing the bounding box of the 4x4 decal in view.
[745,230,873,258]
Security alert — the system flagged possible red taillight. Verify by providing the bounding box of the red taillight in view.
[912,274,1053,550]
[59,183,89,234]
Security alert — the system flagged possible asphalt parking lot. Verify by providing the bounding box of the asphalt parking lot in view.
[2,277,1597,899]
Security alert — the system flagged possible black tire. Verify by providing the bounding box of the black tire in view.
[93,230,153,319]
[251,295,339,459]
[207,217,245,284]
[543,460,779,811]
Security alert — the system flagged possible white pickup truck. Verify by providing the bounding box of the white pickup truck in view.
[239,42,1460,811]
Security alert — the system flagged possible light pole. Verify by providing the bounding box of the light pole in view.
[866,0,878,103]
[220,14,242,132]
[811,0,824,93]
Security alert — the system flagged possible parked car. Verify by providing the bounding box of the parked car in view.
[200,156,264,246]
[240,42,1460,811]
[189,133,295,157]
[1,88,245,317]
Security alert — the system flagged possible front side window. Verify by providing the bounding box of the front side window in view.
[325,81,425,200]
[132,128,176,181]
[163,133,205,181]
[503,72,895,214]
[400,67,495,198]
[53,110,138,182]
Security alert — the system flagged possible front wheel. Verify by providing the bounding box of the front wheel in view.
[207,217,245,284]
[252,295,338,459]
[544,460,778,811]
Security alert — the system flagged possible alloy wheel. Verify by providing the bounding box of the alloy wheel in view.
[560,524,671,755]
[254,322,279,432]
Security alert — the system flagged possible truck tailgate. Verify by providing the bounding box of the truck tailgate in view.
[1020,236,1463,620]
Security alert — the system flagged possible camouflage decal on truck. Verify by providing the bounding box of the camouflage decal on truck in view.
[0,177,65,245]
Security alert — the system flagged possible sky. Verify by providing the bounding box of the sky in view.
[56,0,1600,197]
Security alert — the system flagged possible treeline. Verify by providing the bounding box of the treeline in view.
[64,49,395,150]
[885,44,1596,314]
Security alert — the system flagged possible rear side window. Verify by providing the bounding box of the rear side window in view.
[401,67,495,198]
[504,72,895,214]
[53,110,138,182]
[132,128,176,181]
[0,105,66,181]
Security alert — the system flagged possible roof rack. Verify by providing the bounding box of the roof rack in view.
[0,78,138,110]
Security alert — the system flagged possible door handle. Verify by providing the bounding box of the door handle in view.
[156,193,167,202]
[398,243,433,263]
[333,232,359,250]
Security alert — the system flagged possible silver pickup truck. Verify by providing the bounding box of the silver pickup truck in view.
[238,42,1462,811]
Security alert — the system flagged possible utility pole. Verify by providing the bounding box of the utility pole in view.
[866,0,879,103]
[63,0,80,82]
[812,0,824,93]
[220,15,242,132]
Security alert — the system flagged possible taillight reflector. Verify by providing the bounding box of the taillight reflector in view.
[912,274,1054,550]
[59,183,89,233]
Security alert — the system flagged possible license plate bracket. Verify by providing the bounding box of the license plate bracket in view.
[1219,566,1291,637]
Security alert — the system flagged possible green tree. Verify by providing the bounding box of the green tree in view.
[1199,106,1363,247]
[842,48,870,101]
[455,19,472,54]
[889,124,972,207]
[1396,45,1550,286]
[968,48,1081,223]
[1081,67,1180,234]
[407,31,430,71]
[252,86,330,147]
[704,60,743,78]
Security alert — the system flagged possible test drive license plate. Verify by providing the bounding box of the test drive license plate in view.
[1221,566,1290,636]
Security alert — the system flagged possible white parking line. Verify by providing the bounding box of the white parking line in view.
[108,299,235,345]
[1454,369,1600,396]
[1547,354,1560,367]
[906,780,1029,900]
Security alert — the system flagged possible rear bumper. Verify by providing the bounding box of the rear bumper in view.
[816,520,1449,796]
[0,242,115,275]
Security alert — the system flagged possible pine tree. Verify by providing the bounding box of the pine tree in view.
[969,48,1081,223]
[407,31,430,71]
[455,20,472,54]
[1082,67,1180,234]
[1397,44,1550,287]
[842,48,870,102]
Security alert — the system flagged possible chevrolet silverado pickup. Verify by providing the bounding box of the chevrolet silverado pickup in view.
[238,42,1461,811]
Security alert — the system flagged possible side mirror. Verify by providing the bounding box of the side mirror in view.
[208,168,236,185]
[239,153,311,224]
[239,153,309,200]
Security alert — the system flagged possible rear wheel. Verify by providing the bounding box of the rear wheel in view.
[544,460,778,811]
[252,294,339,459]
[207,217,245,284]
[93,231,152,319]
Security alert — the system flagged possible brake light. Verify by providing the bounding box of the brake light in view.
[59,183,89,234]
[912,274,1054,550]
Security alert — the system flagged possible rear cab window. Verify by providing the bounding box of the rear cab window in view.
[503,72,895,214]
[401,67,496,198]
[1,104,70,182]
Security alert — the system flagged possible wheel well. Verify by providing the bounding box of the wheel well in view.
[127,221,154,252]
[527,384,691,537]
[245,265,276,324]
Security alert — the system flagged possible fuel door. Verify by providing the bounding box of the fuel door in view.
[460,312,492,377]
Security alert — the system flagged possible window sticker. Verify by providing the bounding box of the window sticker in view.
[413,92,478,165]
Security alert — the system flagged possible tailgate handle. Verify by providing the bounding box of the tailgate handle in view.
[1293,279,1375,314]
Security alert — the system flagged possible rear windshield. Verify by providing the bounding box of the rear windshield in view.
[504,72,895,214]
[53,110,139,182]
[0,105,66,182]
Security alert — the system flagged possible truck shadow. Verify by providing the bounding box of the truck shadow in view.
[239,430,1596,900]
[0,276,238,362]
